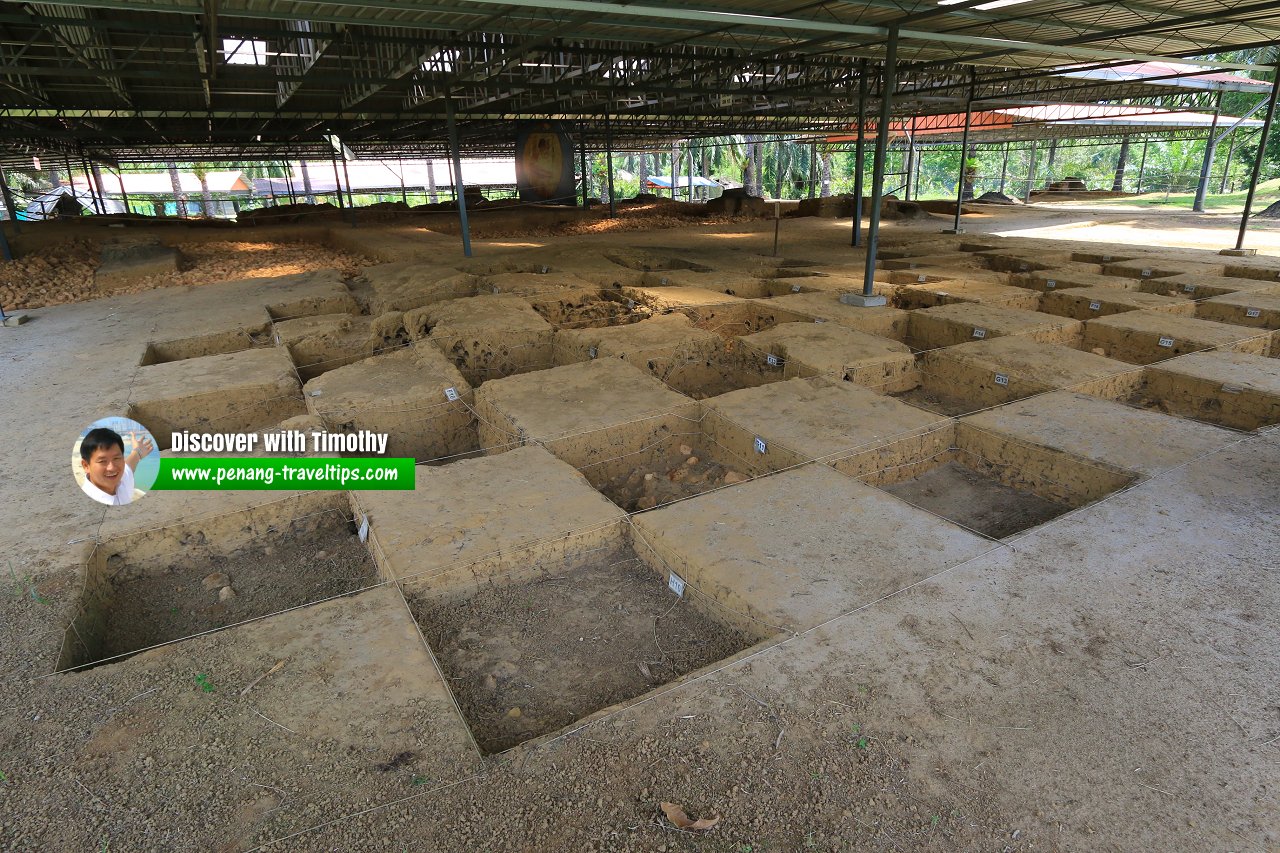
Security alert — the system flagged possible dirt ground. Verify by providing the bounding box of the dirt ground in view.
[600,441,744,511]
[0,199,1277,853]
[409,548,755,754]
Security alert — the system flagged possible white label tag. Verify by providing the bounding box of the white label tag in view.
[1102,255,1112,262]
[358,515,369,542]
[1088,301,1102,311]
[492,285,500,294]
[1019,263,1029,271]
[273,331,281,346]
[1157,336,1175,348]
[588,345,598,358]
[1141,268,1153,277]
[1245,308,1262,318]
[754,436,767,454]
[972,328,987,339]
[1183,283,1197,293]
[668,572,685,597]
[1045,280,1056,289]
[659,277,670,286]
[444,387,460,402]
[917,274,927,283]
[814,317,826,323]
[766,354,780,367]
[791,284,802,292]
[627,299,635,309]
[994,373,1009,386]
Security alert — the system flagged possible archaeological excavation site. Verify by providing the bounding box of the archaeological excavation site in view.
[1,2,1278,852]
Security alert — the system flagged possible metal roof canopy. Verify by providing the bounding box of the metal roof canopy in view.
[0,0,1276,160]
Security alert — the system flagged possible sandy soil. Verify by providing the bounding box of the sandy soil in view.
[880,460,1071,539]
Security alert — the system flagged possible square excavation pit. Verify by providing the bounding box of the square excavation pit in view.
[139,324,272,365]
[960,391,1236,477]
[603,248,713,273]
[128,347,305,449]
[1038,286,1197,321]
[888,280,1042,311]
[1139,273,1280,300]
[622,286,811,337]
[355,445,625,583]
[1081,312,1270,364]
[1069,250,1136,265]
[473,360,702,497]
[739,323,919,392]
[868,421,1136,540]
[275,312,408,381]
[361,261,480,315]
[303,344,476,462]
[58,492,379,671]
[523,285,647,330]
[974,250,1076,274]
[1195,291,1280,332]
[632,465,992,632]
[1101,259,1224,282]
[1016,268,1144,293]
[902,336,1140,416]
[406,295,555,386]
[261,270,361,320]
[552,313,785,400]
[905,303,1084,351]
[1222,263,1280,283]
[765,292,909,340]
[879,251,985,271]
[702,377,952,481]
[401,526,764,754]
[1091,351,1280,432]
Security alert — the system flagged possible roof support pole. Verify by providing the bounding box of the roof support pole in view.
[604,109,616,218]
[851,25,897,307]
[329,148,345,214]
[852,57,868,248]
[446,95,473,257]
[114,169,130,216]
[1023,139,1038,203]
[1232,61,1280,253]
[340,156,356,225]
[808,142,817,200]
[688,145,693,202]
[62,153,74,219]
[80,153,102,215]
[946,69,976,234]
[1136,141,1149,194]
[0,160,22,233]
[1193,93,1223,213]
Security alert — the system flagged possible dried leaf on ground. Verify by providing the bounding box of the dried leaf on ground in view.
[660,801,722,831]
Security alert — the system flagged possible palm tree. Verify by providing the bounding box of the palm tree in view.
[191,163,214,216]
[166,162,187,217]
[299,160,315,204]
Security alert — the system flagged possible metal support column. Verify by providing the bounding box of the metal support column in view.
[579,129,589,208]
[340,156,356,225]
[947,69,976,234]
[1193,94,1223,212]
[852,58,868,248]
[808,142,817,200]
[1233,61,1280,253]
[330,149,345,213]
[604,110,617,218]
[903,117,916,201]
[853,26,897,306]
[998,142,1010,194]
[115,169,130,215]
[446,96,473,257]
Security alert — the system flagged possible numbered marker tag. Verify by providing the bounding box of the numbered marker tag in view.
[492,285,501,294]
[1245,307,1262,318]
[814,317,826,323]
[273,331,281,346]
[917,274,927,283]
[358,515,370,543]
[1182,283,1197,293]
[754,436,767,454]
[972,328,987,339]
[766,353,780,367]
[588,345,598,359]
[1088,301,1102,311]
[1019,262,1029,271]
[308,389,322,398]
[1157,336,1175,348]
[539,265,549,274]
[627,299,635,310]
[659,277,670,286]
[936,291,949,297]
[1045,279,1057,289]
[1102,254,1112,262]
[444,386,460,402]
[1221,384,1243,394]
[668,572,686,597]
[994,373,1009,386]
[1141,268,1153,278]
[791,284,802,293]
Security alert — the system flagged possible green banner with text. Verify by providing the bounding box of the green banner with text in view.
[151,458,415,490]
